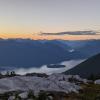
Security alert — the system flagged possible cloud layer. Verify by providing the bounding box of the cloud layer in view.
[10,59,84,75]
[40,31,98,36]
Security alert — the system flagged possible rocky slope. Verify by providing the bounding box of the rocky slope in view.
[0,74,83,94]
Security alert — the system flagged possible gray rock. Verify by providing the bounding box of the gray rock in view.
[94,79,100,84]
[19,92,28,99]
[0,74,82,94]
[8,96,15,100]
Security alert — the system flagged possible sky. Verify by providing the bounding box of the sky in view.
[0,0,100,40]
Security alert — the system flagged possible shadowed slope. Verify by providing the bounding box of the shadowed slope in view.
[64,53,100,77]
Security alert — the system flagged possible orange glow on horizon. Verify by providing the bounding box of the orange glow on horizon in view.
[0,33,100,40]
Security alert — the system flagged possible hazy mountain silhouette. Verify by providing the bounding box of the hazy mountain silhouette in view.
[0,39,71,68]
[0,39,100,69]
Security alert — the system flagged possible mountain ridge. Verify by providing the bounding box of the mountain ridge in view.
[64,53,100,77]
[0,39,100,69]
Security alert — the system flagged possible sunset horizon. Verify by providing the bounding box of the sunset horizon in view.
[0,0,100,98]
[0,30,100,40]
[0,0,100,40]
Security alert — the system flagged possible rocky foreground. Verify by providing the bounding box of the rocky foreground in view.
[0,73,100,100]
[0,73,83,100]
[0,74,83,94]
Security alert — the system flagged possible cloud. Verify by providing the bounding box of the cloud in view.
[40,31,98,36]
[4,59,84,75]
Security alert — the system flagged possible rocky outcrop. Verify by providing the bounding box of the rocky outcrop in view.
[0,74,83,95]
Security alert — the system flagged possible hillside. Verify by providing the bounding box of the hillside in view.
[64,53,100,77]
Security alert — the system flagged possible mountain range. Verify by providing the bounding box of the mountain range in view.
[0,39,100,69]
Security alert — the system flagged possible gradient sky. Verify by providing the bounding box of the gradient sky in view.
[0,0,100,40]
